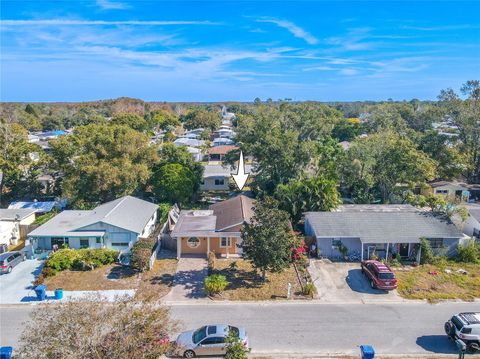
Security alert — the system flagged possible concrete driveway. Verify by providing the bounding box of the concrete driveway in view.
[308,259,405,303]
[0,259,44,304]
[163,255,208,302]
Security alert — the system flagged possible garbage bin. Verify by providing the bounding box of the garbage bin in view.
[360,345,375,359]
[54,288,63,300]
[0,346,13,359]
[34,284,46,301]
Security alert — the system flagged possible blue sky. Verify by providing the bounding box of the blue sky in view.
[1,1,479,102]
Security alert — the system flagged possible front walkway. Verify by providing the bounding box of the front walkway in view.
[163,255,208,302]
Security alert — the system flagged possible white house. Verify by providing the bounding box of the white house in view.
[463,204,480,240]
[28,196,158,252]
[0,208,37,246]
[200,163,252,192]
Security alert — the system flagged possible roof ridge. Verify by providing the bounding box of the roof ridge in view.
[104,196,128,219]
[240,195,246,220]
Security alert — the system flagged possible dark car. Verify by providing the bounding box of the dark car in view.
[0,251,26,274]
[361,260,398,290]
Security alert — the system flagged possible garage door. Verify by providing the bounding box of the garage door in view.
[109,232,131,248]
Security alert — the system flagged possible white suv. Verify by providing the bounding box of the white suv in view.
[445,312,480,352]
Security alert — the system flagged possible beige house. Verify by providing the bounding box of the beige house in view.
[171,195,254,258]
[0,208,37,246]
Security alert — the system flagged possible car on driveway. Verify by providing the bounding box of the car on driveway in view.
[0,251,26,274]
[175,324,249,358]
[361,260,397,290]
[445,312,480,352]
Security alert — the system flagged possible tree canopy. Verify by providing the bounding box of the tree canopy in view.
[181,108,221,131]
[150,163,195,204]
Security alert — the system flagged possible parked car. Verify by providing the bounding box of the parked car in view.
[0,251,26,274]
[175,324,249,358]
[361,260,398,290]
[445,312,480,352]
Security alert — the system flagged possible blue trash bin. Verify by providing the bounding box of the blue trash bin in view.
[34,284,46,301]
[360,345,375,359]
[54,288,63,300]
[0,346,13,359]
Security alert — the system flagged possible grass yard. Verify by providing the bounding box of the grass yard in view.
[210,259,306,301]
[44,259,177,299]
[394,261,480,302]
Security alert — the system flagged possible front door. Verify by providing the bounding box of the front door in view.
[399,243,409,257]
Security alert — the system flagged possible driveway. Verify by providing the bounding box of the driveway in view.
[0,259,44,304]
[308,259,405,303]
[163,255,208,302]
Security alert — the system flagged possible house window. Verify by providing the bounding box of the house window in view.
[80,239,90,248]
[112,242,129,247]
[214,178,225,186]
[435,189,448,194]
[428,238,444,249]
[220,238,231,247]
[187,237,200,248]
[96,237,101,244]
[332,239,342,249]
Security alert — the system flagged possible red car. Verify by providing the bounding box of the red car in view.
[361,260,398,290]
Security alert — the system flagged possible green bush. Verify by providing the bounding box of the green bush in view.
[45,249,80,271]
[225,330,248,359]
[457,239,479,263]
[131,238,157,272]
[204,274,228,295]
[302,282,317,297]
[45,248,118,272]
[420,238,435,264]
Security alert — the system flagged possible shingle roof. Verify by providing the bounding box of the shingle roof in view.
[0,208,37,221]
[467,204,480,222]
[305,207,463,244]
[208,145,238,156]
[28,196,158,237]
[209,195,255,231]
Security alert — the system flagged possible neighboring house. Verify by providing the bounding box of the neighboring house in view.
[213,128,235,139]
[212,138,235,147]
[171,195,254,258]
[9,200,64,214]
[305,204,466,261]
[207,145,238,162]
[200,163,252,192]
[463,204,480,240]
[186,146,203,162]
[0,209,37,246]
[425,181,471,202]
[185,128,205,137]
[28,196,158,252]
[174,137,205,148]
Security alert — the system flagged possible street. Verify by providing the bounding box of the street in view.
[2,301,480,356]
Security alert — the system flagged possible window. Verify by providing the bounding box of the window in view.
[332,239,342,249]
[207,326,217,335]
[187,237,200,248]
[201,337,224,345]
[428,238,444,249]
[96,237,101,244]
[435,189,448,194]
[80,239,89,248]
[193,327,207,344]
[220,238,231,247]
[214,178,225,186]
[112,242,129,247]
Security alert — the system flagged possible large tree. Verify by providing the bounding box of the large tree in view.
[275,175,342,224]
[110,112,147,131]
[340,131,436,203]
[242,197,295,281]
[438,80,480,183]
[0,121,45,205]
[181,108,221,131]
[150,163,195,204]
[50,123,157,207]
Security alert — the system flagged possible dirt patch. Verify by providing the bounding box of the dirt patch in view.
[44,259,177,298]
[210,259,306,301]
[394,261,480,302]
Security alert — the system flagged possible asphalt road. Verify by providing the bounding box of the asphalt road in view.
[2,301,480,355]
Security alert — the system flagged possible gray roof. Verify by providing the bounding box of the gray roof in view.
[171,210,218,237]
[203,164,253,178]
[467,204,480,222]
[28,196,158,237]
[305,207,463,244]
[0,208,37,221]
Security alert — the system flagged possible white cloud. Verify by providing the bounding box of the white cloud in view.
[257,18,318,45]
[96,0,129,10]
[1,19,218,26]
[340,68,359,76]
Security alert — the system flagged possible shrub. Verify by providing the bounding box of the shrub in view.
[44,248,118,273]
[131,238,157,272]
[420,238,435,264]
[457,239,479,263]
[45,249,80,271]
[302,282,317,297]
[225,329,248,359]
[204,274,228,295]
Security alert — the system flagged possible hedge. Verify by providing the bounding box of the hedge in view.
[130,238,157,272]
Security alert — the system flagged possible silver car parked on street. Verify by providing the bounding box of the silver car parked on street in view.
[175,324,249,358]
